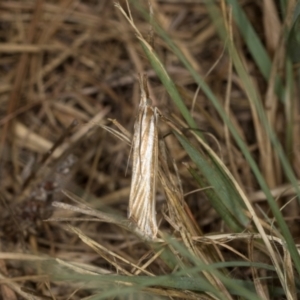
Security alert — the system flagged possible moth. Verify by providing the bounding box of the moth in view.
[128,75,158,239]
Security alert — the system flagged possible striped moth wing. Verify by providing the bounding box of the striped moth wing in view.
[128,76,158,239]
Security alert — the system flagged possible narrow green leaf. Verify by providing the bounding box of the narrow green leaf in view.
[224,0,271,79]
[188,166,244,232]
[287,2,300,62]
[174,132,248,230]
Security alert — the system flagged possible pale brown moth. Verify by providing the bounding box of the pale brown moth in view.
[128,75,158,239]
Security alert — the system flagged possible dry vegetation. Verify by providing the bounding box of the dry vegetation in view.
[0,0,300,299]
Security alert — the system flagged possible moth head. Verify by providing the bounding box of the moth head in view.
[138,74,152,105]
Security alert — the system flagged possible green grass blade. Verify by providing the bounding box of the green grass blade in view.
[224,0,271,80]
[287,3,300,62]
[175,132,248,231]
[138,41,197,131]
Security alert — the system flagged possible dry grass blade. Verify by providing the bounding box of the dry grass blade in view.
[0,272,41,300]
[248,236,270,299]
[158,138,233,300]
[51,191,164,242]
[67,225,144,276]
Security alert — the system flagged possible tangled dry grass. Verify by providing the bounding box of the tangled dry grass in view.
[0,1,300,299]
